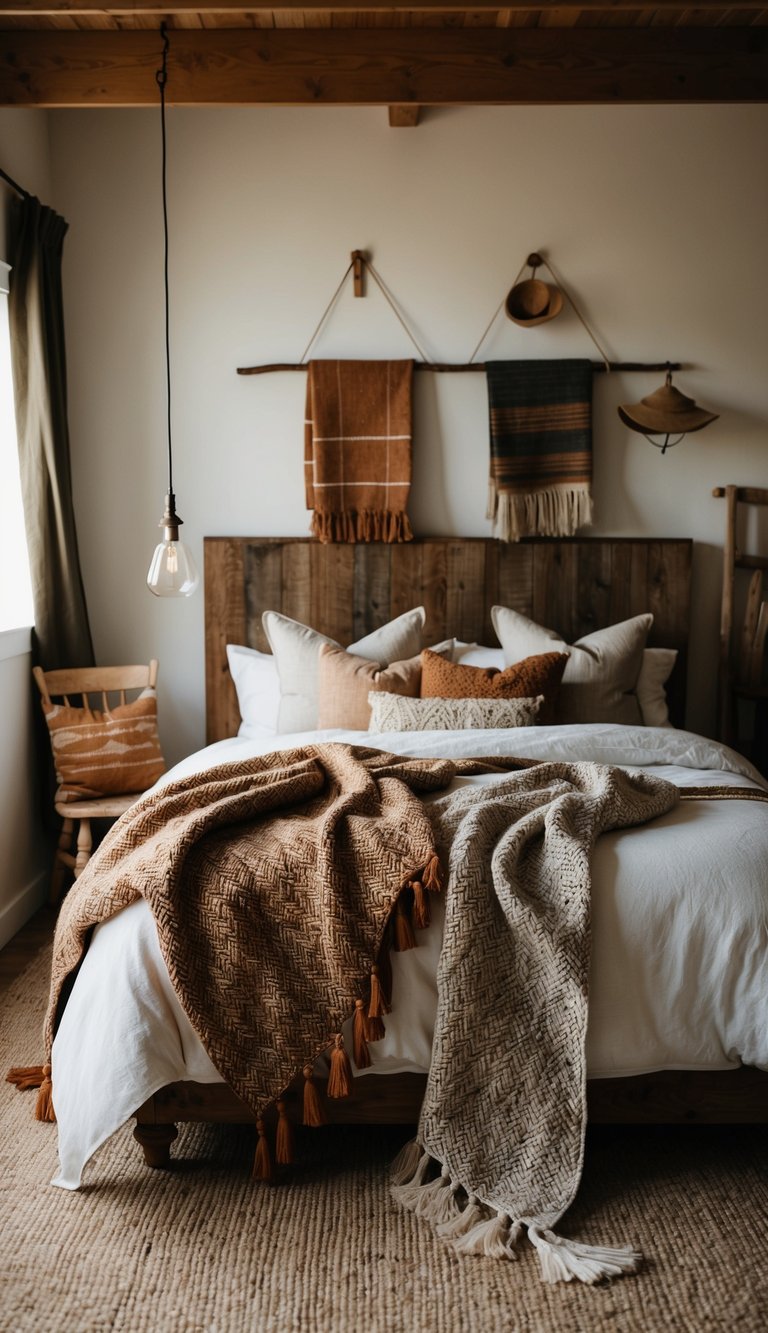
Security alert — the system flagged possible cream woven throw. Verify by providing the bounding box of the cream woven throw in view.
[392,760,677,1284]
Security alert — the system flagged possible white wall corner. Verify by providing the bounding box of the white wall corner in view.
[0,870,48,953]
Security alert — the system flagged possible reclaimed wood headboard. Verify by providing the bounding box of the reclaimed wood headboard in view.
[204,536,692,743]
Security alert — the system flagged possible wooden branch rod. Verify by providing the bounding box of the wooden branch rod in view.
[238,361,682,376]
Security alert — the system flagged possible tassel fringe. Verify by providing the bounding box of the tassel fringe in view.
[327,1034,352,1099]
[488,480,593,543]
[527,1225,642,1285]
[311,509,414,545]
[394,900,416,952]
[411,879,430,930]
[390,1151,430,1208]
[35,1065,55,1123]
[451,1210,520,1260]
[390,1137,422,1187]
[7,1062,56,1122]
[252,1118,272,1182]
[7,1064,48,1092]
[302,1066,327,1127]
[353,1000,371,1069]
[275,1100,295,1166]
[437,1194,484,1241]
[421,854,443,894]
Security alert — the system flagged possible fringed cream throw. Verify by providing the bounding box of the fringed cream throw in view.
[486,359,594,541]
[305,359,414,543]
[392,761,677,1283]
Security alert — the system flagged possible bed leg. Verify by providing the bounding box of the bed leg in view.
[133,1121,178,1168]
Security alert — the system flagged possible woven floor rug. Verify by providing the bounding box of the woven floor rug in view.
[2,939,767,1333]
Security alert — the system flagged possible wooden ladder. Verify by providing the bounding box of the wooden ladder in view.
[714,485,768,761]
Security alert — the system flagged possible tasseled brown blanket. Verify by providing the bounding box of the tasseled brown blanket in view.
[304,359,414,543]
[36,745,527,1141]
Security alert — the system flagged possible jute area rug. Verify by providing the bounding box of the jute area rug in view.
[1,940,766,1333]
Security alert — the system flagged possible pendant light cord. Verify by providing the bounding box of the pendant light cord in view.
[157,24,173,497]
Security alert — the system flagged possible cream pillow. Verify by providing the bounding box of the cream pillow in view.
[317,645,423,730]
[491,607,653,726]
[636,647,678,727]
[368,692,542,733]
[262,606,426,733]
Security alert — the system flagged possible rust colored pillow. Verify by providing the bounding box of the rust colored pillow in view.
[41,688,166,802]
[419,648,569,723]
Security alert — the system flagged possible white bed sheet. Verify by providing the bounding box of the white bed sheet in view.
[51,724,768,1189]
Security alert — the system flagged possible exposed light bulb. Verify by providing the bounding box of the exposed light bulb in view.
[146,492,199,598]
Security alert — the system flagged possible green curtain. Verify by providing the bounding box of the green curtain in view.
[8,194,94,670]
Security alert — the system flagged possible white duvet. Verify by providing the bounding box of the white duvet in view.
[51,724,768,1189]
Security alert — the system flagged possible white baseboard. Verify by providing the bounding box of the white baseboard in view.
[0,871,48,952]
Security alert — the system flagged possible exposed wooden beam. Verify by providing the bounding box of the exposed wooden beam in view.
[389,104,420,127]
[4,0,768,11]
[3,0,768,10]
[1,27,766,107]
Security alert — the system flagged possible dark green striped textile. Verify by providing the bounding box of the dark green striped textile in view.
[486,359,593,541]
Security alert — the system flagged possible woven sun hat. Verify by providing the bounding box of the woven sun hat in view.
[618,372,719,436]
[505,278,564,328]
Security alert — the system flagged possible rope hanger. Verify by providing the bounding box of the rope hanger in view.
[237,251,681,378]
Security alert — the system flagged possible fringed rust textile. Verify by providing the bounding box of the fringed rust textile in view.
[304,359,414,544]
[486,359,594,542]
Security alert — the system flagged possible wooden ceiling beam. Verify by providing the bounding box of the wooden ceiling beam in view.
[1,27,766,107]
[389,104,420,127]
[2,0,768,10]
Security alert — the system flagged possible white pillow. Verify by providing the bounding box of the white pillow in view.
[263,607,427,733]
[491,607,653,726]
[226,644,281,739]
[637,647,678,728]
[452,641,506,671]
[368,691,542,733]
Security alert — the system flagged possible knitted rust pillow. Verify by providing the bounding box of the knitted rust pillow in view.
[41,689,166,802]
[420,648,568,723]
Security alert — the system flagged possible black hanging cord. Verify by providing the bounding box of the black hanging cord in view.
[157,23,173,498]
[0,166,30,200]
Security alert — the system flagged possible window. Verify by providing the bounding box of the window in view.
[0,261,34,633]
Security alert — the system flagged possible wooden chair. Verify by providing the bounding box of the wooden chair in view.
[33,661,160,903]
[714,485,768,770]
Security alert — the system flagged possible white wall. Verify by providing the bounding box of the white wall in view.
[0,108,53,942]
[48,105,768,766]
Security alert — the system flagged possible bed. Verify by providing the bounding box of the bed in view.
[47,537,768,1194]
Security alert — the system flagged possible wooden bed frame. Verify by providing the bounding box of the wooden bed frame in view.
[134,535,768,1168]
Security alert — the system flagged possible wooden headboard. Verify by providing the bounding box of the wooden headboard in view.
[204,537,692,743]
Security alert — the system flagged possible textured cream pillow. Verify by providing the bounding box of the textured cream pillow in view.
[491,607,653,725]
[317,644,423,730]
[636,647,678,727]
[262,606,426,733]
[368,692,542,733]
[41,688,165,802]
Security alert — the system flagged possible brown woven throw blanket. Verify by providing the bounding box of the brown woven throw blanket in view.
[486,359,594,541]
[392,760,678,1283]
[304,359,414,543]
[43,745,456,1107]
